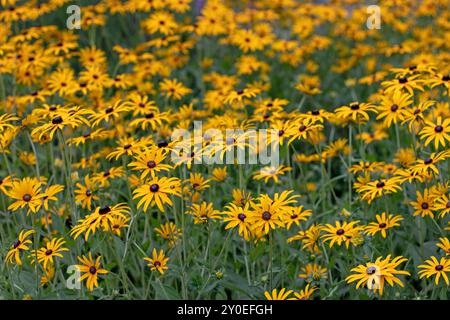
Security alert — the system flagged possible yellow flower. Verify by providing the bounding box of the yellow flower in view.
[419,116,450,149]
[321,220,363,249]
[346,255,410,296]
[75,253,108,291]
[31,237,69,269]
[5,177,44,214]
[5,229,35,265]
[364,212,403,238]
[133,176,181,212]
[292,284,317,300]
[264,288,293,300]
[418,256,450,285]
[144,248,169,275]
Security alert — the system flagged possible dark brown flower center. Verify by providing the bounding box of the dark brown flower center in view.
[147,160,156,168]
[99,206,111,215]
[150,184,159,192]
[336,229,345,235]
[442,75,450,81]
[366,266,377,275]
[52,116,63,124]
[435,265,444,271]
[421,202,429,210]
[376,181,385,188]
[154,261,161,267]
[145,112,154,119]
[398,77,408,84]
[123,144,132,150]
[350,103,359,110]
[379,223,387,228]
[435,125,444,133]
[85,190,92,197]
[390,104,399,112]
[22,194,32,202]
[105,107,114,114]
[291,214,298,219]
[237,213,246,221]
[299,125,307,132]
[424,158,433,165]
[89,266,97,274]
[262,211,271,221]
[158,140,168,148]
[45,249,53,255]
[13,240,21,249]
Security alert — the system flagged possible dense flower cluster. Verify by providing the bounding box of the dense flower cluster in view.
[0,0,449,299]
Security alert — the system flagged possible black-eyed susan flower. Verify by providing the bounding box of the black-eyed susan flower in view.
[247,195,285,235]
[32,237,69,269]
[5,177,44,213]
[74,175,99,210]
[287,118,323,144]
[357,177,402,204]
[231,189,252,207]
[436,238,450,256]
[410,151,450,176]
[222,202,252,241]
[364,212,403,238]
[410,189,436,218]
[292,284,317,300]
[419,117,450,149]
[92,167,125,188]
[382,74,424,95]
[418,256,450,285]
[435,194,450,218]
[5,229,35,265]
[75,253,108,291]
[264,288,293,300]
[346,255,410,296]
[376,90,412,127]
[335,102,377,123]
[159,78,192,100]
[133,176,181,212]
[253,165,292,184]
[144,248,169,275]
[128,147,172,179]
[89,100,131,127]
[41,184,64,210]
[321,220,363,249]
[284,205,312,230]
[188,202,221,224]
